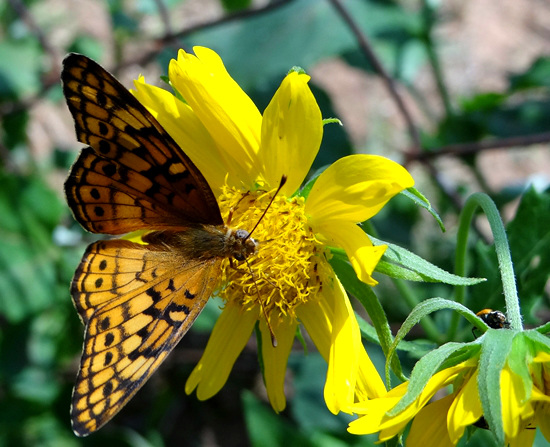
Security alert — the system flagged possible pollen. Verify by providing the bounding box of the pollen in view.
[218,184,325,323]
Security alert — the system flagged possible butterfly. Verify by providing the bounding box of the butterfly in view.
[62,53,258,436]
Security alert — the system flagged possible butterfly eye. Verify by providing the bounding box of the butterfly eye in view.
[235,229,249,240]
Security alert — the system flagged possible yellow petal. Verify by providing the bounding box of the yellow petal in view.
[407,394,455,447]
[400,361,474,421]
[324,278,361,413]
[314,220,386,285]
[299,275,383,413]
[501,366,534,440]
[259,71,323,194]
[185,303,258,399]
[260,315,297,413]
[508,426,536,447]
[169,47,262,186]
[131,77,227,192]
[447,370,483,443]
[347,395,403,435]
[306,154,414,224]
[534,392,550,441]
[354,346,387,401]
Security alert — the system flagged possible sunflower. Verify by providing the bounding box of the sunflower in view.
[132,46,414,413]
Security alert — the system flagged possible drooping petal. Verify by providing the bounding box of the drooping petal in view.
[169,47,262,186]
[260,315,298,413]
[447,370,483,443]
[354,346,387,401]
[324,278,361,412]
[185,303,258,399]
[259,70,323,194]
[407,394,455,447]
[314,220,386,285]
[305,154,414,224]
[298,274,384,413]
[131,77,228,192]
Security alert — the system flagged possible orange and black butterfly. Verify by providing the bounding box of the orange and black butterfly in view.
[62,54,257,436]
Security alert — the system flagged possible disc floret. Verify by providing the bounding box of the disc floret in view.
[219,185,324,323]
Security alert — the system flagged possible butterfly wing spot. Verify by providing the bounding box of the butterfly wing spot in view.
[184,289,196,299]
[99,317,110,330]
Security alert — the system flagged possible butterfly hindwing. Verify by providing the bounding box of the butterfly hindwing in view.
[62,53,223,234]
[70,237,222,436]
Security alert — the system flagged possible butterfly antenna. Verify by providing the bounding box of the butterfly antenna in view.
[246,258,278,347]
[245,175,287,241]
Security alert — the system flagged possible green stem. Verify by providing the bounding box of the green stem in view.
[454,193,522,331]
[393,278,442,343]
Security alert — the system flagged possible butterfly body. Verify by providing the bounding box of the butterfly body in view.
[62,53,256,436]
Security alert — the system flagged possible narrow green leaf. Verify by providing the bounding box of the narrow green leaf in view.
[371,236,486,285]
[401,187,445,231]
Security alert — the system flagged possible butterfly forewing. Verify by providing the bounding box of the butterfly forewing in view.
[71,238,222,436]
[62,53,223,234]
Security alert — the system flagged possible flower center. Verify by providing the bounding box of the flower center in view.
[218,185,324,322]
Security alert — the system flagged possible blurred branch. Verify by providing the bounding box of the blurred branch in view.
[408,132,550,163]
[8,0,56,60]
[153,0,174,36]
[0,0,294,119]
[421,0,453,117]
[117,0,295,70]
[328,0,422,152]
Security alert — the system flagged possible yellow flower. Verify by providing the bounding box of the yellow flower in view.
[348,332,550,446]
[132,47,414,413]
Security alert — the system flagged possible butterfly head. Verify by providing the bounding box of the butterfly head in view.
[226,228,258,261]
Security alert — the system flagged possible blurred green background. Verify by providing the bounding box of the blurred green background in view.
[1,0,549,445]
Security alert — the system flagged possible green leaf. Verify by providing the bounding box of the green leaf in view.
[509,56,550,90]
[478,329,515,445]
[370,236,486,285]
[506,188,550,322]
[506,333,532,402]
[401,187,445,232]
[387,341,478,416]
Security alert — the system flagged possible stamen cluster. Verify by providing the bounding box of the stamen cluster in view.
[219,185,324,323]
